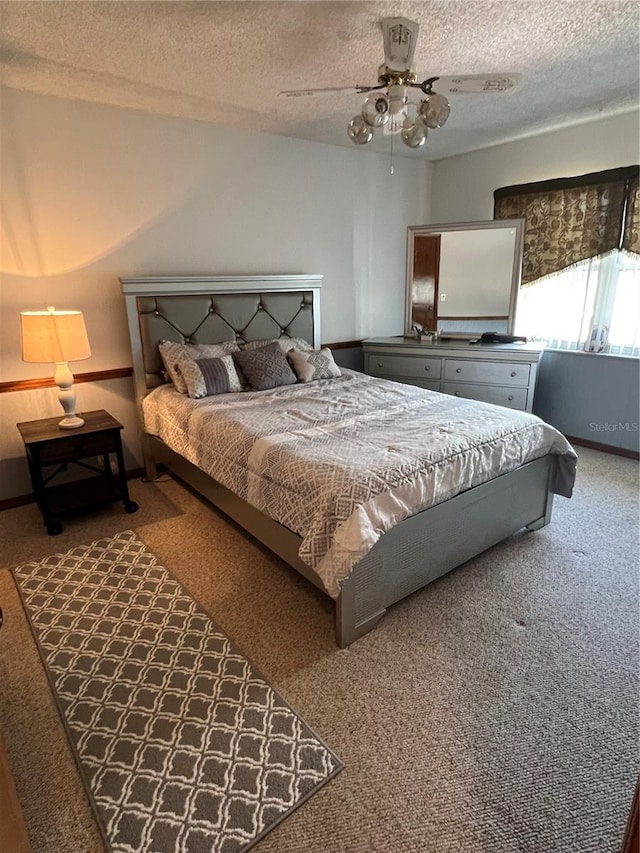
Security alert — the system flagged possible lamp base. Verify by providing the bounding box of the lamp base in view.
[54,363,85,429]
[58,415,85,430]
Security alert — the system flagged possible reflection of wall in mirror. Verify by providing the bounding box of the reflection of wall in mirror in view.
[438,228,517,318]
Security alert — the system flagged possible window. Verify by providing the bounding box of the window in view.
[494,166,639,357]
[515,251,640,356]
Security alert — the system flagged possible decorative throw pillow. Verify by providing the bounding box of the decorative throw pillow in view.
[241,336,313,353]
[181,354,243,399]
[158,340,239,393]
[288,347,342,383]
[232,342,297,391]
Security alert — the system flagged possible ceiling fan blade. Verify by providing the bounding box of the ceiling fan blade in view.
[278,85,380,98]
[381,17,420,72]
[429,73,522,94]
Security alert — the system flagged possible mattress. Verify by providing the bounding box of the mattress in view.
[142,370,577,598]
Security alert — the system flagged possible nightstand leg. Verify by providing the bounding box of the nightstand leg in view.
[114,434,138,515]
[25,448,63,534]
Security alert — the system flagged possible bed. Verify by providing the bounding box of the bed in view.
[122,275,577,647]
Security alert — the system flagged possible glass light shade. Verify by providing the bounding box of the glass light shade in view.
[361,94,389,127]
[418,93,451,129]
[401,118,428,148]
[347,115,374,145]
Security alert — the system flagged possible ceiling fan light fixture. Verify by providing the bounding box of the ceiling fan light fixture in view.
[286,18,521,156]
[418,93,451,129]
[401,117,428,148]
[387,84,408,115]
[347,114,374,145]
[361,94,390,127]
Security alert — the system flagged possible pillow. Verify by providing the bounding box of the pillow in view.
[158,340,239,393]
[288,347,342,383]
[232,342,297,391]
[181,354,243,399]
[240,336,313,353]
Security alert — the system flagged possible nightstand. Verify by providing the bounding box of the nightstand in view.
[17,410,138,535]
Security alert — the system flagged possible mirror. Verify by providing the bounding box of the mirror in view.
[405,219,525,336]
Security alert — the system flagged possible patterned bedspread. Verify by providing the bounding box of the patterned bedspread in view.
[142,371,577,598]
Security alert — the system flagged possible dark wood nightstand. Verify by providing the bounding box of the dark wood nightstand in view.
[17,410,138,535]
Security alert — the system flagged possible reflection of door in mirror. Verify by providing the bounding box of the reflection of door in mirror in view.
[412,235,441,331]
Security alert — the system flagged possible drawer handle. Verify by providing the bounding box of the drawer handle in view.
[377,362,383,368]
[508,395,514,401]
[456,367,462,374]
[424,365,430,371]
[510,371,517,377]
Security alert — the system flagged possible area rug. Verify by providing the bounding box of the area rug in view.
[12,530,342,853]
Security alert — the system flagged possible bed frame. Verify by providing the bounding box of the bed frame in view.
[121,275,557,647]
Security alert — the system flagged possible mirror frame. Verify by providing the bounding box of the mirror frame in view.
[405,219,525,337]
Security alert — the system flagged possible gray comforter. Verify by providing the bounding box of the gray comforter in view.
[142,371,577,597]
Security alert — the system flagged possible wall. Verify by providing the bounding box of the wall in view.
[430,111,640,223]
[0,87,431,502]
[430,110,640,453]
[534,351,639,452]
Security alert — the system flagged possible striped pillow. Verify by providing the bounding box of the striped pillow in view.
[159,340,239,393]
[181,355,243,399]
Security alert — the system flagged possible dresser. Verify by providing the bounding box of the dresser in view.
[363,337,543,412]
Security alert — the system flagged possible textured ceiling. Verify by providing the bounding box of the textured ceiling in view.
[1,1,638,160]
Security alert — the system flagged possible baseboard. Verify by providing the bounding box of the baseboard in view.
[0,468,146,512]
[565,435,639,460]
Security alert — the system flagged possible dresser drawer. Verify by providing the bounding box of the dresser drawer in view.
[367,354,442,380]
[38,431,118,465]
[444,359,530,387]
[391,377,441,392]
[443,382,528,409]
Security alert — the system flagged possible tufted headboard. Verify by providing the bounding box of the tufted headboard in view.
[121,275,322,402]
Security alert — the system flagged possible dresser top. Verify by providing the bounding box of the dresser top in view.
[363,336,544,361]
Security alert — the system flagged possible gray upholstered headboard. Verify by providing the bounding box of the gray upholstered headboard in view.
[121,275,322,402]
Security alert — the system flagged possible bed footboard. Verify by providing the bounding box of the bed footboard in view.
[146,435,556,647]
[335,454,556,647]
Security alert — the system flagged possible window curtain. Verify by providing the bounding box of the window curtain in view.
[494,165,640,285]
[623,173,640,256]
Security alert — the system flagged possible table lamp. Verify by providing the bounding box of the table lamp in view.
[20,306,91,429]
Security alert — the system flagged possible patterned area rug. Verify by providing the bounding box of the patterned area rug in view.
[12,531,342,853]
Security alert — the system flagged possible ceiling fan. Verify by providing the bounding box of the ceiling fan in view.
[279,17,521,149]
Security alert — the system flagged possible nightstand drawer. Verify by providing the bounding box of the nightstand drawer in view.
[368,354,442,380]
[444,359,530,386]
[38,431,118,465]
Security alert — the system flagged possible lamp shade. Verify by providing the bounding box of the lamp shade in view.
[21,307,91,364]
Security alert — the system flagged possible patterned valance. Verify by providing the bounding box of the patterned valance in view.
[494,166,640,285]
[623,172,640,256]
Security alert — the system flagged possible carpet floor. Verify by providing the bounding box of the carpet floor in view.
[0,446,638,852]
